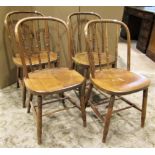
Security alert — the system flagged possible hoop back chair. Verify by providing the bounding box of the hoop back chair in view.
[84,19,150,142]
[67,12,115,76]
[15,16,86,144]
[5,11,58,108]
[5,11,44,87]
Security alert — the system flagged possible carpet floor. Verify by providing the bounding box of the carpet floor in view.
[0,42,155,147]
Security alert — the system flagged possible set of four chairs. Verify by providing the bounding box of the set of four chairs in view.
[4,11,150,144]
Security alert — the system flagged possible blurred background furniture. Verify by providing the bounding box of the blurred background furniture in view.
[85,19,150,143]
[121,6,155,54]
[146,18,155,62]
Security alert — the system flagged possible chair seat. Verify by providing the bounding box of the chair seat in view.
[24,68,85,94]
[72,52,115,67]
[91,68,150,95]
[13,51,57,67]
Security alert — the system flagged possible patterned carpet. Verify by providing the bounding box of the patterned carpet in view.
[0,42,155,147]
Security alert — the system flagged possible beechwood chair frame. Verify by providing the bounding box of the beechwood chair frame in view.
[15,16,86,144]
[5,11,60,108]
[84,19,150,143]
[4,11,45,108]
[4,11,44,87]
[67,12,116,77]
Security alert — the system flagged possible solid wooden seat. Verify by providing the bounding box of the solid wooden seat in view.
[24,68,84,94]
[13,51,57,67]
[73,52,115,67]
[15,16,86,144]
[91,68,150,95]
[84,19,150,143]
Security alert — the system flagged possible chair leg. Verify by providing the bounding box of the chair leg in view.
[79,82,87,127]
[112,63,116,68]
[22,84,27,108]
[83,68,89,79]
[59,92,65,104]
[16,67,20,88]
[54,60,59,67]
[27,93,33,113]
[71,62,75,70]
[37,95,42,144]
[102,95,115,143]
[84,83,93,107]
[141,88,148,128]
[74,63,78,71]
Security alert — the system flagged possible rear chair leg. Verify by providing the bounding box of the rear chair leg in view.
[83,67,89,79]
[22,84,27,108]
[59,92,65,106]
[141,88,148,127]
[79,81,87,127]
[27,93,33,113]
[84,83,93,107]
[71,62,75,70]
[17,67,20,88]
[102,95,115,143]
[37,95,42,144]
[112,62,116,68]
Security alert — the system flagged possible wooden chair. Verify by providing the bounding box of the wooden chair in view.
[67,12,116,76]
[15,16,86,144]
[84,19,150,143]
[4,11,58,108]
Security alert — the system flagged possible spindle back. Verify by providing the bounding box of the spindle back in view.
[15,16,71,78]
[84,19,131,78]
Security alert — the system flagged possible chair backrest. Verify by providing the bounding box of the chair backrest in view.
[4,11,43,57]
[84,19,131,78]
[67,12,101,57]
[15,16,71,78]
